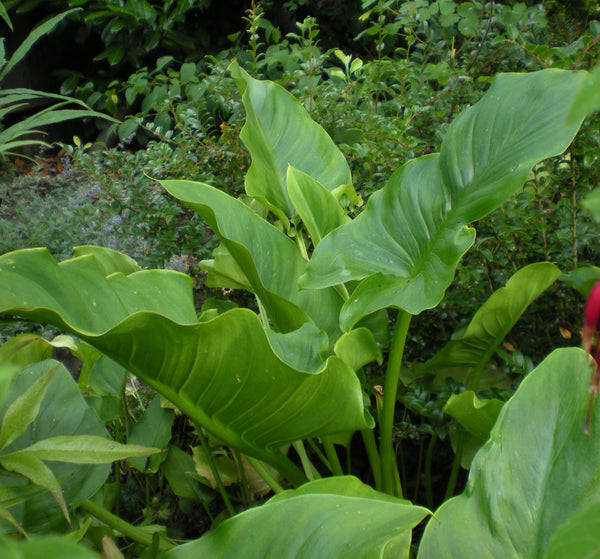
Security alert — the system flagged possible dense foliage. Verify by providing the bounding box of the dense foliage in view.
[1,1,600,557]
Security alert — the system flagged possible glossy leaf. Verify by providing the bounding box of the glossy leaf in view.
[303,70,589,329]
[0,249,371,484]
[160,179,343,341]
[163,477,429,559]
[417,262,561,387]
[229,61,353,221]
[418,347,600,558]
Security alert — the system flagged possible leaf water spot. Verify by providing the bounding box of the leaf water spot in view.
[236,376,242,383]
[92,300,97,307]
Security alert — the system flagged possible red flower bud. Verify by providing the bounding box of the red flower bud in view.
[583,280,600,434]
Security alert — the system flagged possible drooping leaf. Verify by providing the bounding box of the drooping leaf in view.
[0,10,81,81]
[302,70,590,329]
[0,249,371,485]
[417,262,562,387]
[0,364,57,450]
[163,477,429,559]
[229,61,354,222]
[0,360,112,531]
[0,451,71,523]
[418,347,600,558]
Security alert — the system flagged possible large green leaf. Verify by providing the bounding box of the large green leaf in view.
[163,477,429,559]
[302,70,589,329]
[229,61,354,221]
[0,249,371,484]
[417,262,562,387]
[417,347,600,558]
[160,179,343,341]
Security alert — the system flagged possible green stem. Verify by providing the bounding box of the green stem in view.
[307,438,331,472]
[424,433,437,510]
[293,441,321,481]
[234,449,252,506]
[196,428,236,517]
[246,456,285,494]
[445,431,465,500]
[322,437,343,477]
[361,428,381,490]
[380,310,411,497]
[79,499,174,551]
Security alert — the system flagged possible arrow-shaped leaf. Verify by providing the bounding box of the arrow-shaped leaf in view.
[303,69,589,329]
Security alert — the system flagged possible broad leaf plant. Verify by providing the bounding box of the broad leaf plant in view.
[0,61,600,557]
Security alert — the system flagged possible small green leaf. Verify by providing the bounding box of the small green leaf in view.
[127,397,173,473]
[0,364,57,450]
[286,166,349,245]
[443,391,504,441]
[0,452,70,523]
[5,435,162,464]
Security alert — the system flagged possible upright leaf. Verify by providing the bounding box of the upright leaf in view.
[229,61,354,221]
[302,70,590,329]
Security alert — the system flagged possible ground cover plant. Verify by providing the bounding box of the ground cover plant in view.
[1,50,600,558]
